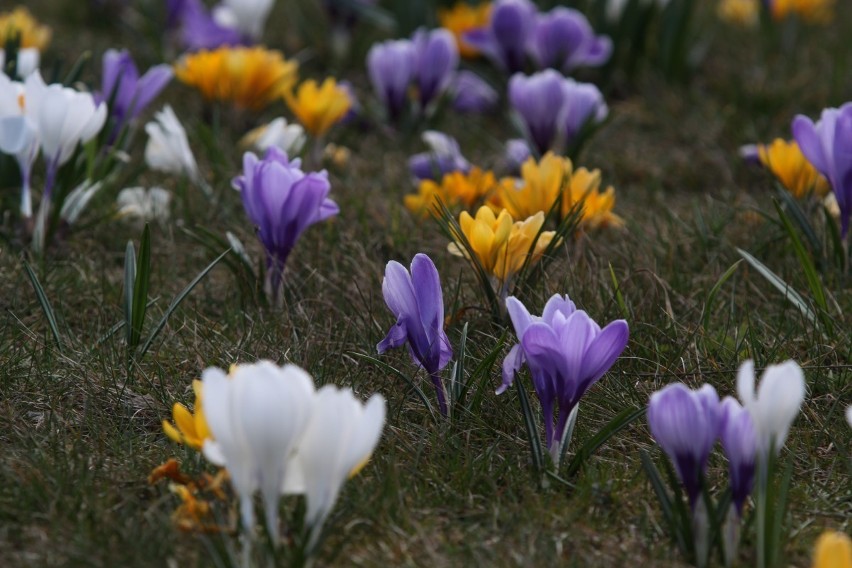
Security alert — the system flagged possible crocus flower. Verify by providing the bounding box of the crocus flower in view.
[527,7,612,72]
[201,361,316,541]
[736,359,806,459]
[408,131,470,181]
[437,1,492,58]
[366,39,416,121]
[847,406,852,429]
[98,49,172,131]
[240,117,306,156]
[162,380,210,451]
[281,385,386,548]
[463,0,537,73]
[0,8,51,51]
[0,47,40,78]
[508,70,566,155]
[450,70,498,114]
[717,0,760,26]
[504,139,532,174]
[175,46,298,111]
[212,0,274,39]
[500,294,629,462]
[746,138,830,198]
[144,105,199,181]
[719,397,757,515]
[792,104,852,236]
[647,383,721,507]
[116,186,172,224]
[284,78,351,138]
[404,167,496,217]
[176,0,246,50]
[770,0,833,23]
[377,253,453,415]
[811,531,852,568]
[0,72,37,217]
[492,152,571,220]
[560,77,608,152]
[232,147,339,302]
[411,28,459,110]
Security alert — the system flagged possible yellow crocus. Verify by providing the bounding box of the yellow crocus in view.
[772,0,834,23]
[812,531,852,568]
[0,7,51,51]
[162,380,212,451]
[492,152,572,220]
[284,78,351,138]
[757,139,830,198]
[717,0,760,27]
[405,167,497,217]
[437,2,492,58]
[494,212,557,282]
[174,46,298,111]
[565,167,624,229]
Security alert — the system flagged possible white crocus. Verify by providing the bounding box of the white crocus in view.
[201,361,315,542]
[0,72,38,216]
[282,386,386,549]
[144,105,199,182]
[116,186,171,223]
[213,0,274,39]
[846,406,852,429]
[60,180,102,224]
[736,359,806,458]
[0,47,40,78]
[242,117,306,156]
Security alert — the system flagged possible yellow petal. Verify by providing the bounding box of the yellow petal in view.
[813,531,852,568]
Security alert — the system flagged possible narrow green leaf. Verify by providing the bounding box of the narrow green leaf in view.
[565,406,645,477]
[770,457,795,568]
[139,249,230,357]
[516,378,544,473]
[640,450,688,555]
[349,352,436,422]
[608,262,629,319]
[775,185,822,260]
[22,260,63,352]
[701,259,742,329]
[736,248,817,324]
[129,224,152,351]
[123,240,136,346]
[450,323,469,406]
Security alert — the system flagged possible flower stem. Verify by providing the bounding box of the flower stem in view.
[430,371,448,417]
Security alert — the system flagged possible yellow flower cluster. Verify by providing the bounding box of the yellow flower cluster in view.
[717,0,760,27]
[162,380,211,451]
[285,78,351,137]
[757,138,829,198]
[448,206,557,285]
[437,2,492,58]
[489,153,623,230]
[0,7,51,50]
[811,530,851,568]
[405,167,497,217]
[174,46,298,111]
[771,0,834,23]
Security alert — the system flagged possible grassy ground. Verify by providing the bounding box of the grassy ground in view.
[1,0,850,566]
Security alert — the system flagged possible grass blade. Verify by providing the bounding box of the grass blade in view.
[123,240,136,347]
[701,259,742,329]
[129,224,152,352]
[736,247,817,324]
[349,352,436,422]
[516,378,544,473]
[640,450,688,555]
[564,406,645,477]
[22,260,63,352]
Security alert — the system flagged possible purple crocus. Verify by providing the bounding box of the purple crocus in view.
[528,8,612,72]
[560,77,608,151]
[647,383,721,508]
[504,139,532,174]
[719,397,756,515]
[463,0,537,73]
[508,70,567,155]
[177,0,246,50]
[450,71,498,114]
[377,253,453,416]
[412,28,459,110]
[500,294,629,461]
[792,103,852,237]
[408,131,470,181]
[367,39,416,121]
[232,147,339,302]
[98,49,172,132]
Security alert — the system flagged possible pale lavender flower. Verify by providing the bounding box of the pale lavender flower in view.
[98,49,172,133]
[408,131,470,181]
[504,138,532,173]
[450,71,498,114]
[463,0,537,73]
[378,253,453,415]
[792,103,852,237]
[528,7,612,72]
[647,383,721,508]
[508,69,566,154]
[412,28,459,110]
[500,294,629,458]
[560,77,608,150]
[232,147,338,302]
[367,39,416,121]
[177,0,246,50]
[719,396,756,515]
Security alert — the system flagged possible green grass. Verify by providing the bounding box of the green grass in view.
[1,0,850,566]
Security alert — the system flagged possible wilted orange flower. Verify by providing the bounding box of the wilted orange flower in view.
[148,458,192,485]
[771,0,834,23]
[174,46,298,111]
[162,380,211,451]
[757,138,830,198]
[405,167,497,217]
[0,7,51,51]
[437,2,492,58]
[284,78,351,137]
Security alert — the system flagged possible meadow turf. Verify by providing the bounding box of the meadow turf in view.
[1,1,850,566]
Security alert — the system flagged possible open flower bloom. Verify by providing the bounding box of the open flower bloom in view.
[116,186,172,224]
[232,147,338,302]
[438,2,492,58]
[408,131,470,181]
[281,386,386,548]
[450,70,498,114]
[812,531,852,568]
[752,138,830,198]
[527,7,611,72]
[174,46,298,111]
[367,39,416,121]
[412,28,459,110]
[377,254,453,415]
[648,383,721,508]
[0,8,51,51]
[0,72,37,216]
[405,167,496,217]
[736,359,806,459]
[463,0,537,73]
[163,380,211,451]
[240,117,306,155]
[98,49,172,131]
[144,105,199,181]
[501,294,629,461]
[284,78,351,138]
[719,397,757,515]
[201,361,316,541]
[792,104,852,237]
[770,0,834,23]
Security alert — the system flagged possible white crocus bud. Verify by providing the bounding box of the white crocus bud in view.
[144,105,199,182]
[116,186,171,224]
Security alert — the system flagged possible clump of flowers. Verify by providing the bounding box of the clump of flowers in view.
[174,46,298,111]
[405,167,497,218]
[437,2,492,58]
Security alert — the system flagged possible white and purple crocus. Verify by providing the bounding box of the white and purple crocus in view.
[792,103,852,238]
[499,294,629,462]
[377,253,453,416]
[97,49,172,138]
[232,147,339,303]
